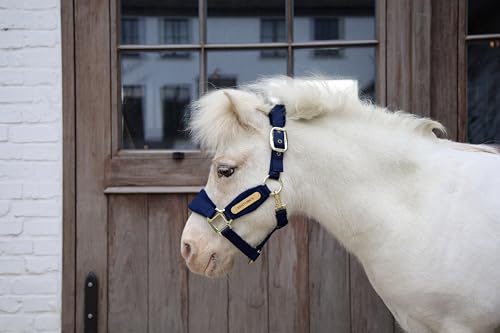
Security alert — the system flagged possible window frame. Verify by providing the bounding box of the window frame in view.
[109,0,385,187]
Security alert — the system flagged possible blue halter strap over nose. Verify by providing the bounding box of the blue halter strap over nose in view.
[188,104,289,262]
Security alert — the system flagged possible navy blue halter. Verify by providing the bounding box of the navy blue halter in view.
[188,105,289,262]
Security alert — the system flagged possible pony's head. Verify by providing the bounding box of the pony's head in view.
[180,87,282,278]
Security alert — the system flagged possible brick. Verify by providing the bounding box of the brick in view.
[23,69,58,86]
[0,86,33,103]
[11,276,58,295]
[0,240,32,254]
[32,85,61,103]
[23,296,57,313]
[11,200,59,217]
[0,162,60,181]
[23,0,58,10]
[33,239,59,255]
[23,31,58,47]
[9,125,59,143]
[0,10,58,30]
[35,314,59,330]
[0,68,24,85]
[0,297,22,313]
[0,30,24,48]
[25,257,58,274]
[0,258,24,274]
[0,143,23,160]
[0,183,22,198]
[0,278,10,295]
[0,221,23,235]
[22,103,60,123]
[0,108,22,123]
[21,143,60,161]
[0,125,7,141]
[23,182,60,199]
[20,47,59,68]
[23,220,59,236]
[0,200,10,216]
[0,315,34,331]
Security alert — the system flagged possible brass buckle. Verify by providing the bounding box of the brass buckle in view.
[269,127,288,153]
[207,208,233,234]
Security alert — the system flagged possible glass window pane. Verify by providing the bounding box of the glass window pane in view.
[207,0,285,44]
[294,0,375,42]
[294,47,376,100]
[120,0,199,45]
[120,51,199,150]
[468,0,500,35]
[467,40,500,144]
[206,50,287,90]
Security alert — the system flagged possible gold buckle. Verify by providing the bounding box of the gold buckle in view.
[269,127,288,153]
[262,175,283,195]
[207,208,233,234]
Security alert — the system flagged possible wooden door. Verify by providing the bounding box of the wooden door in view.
[62,0,462,332]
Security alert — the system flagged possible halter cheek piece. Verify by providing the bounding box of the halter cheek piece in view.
[188,105,289,262]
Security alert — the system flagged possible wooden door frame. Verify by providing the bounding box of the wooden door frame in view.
[62,0,465,331]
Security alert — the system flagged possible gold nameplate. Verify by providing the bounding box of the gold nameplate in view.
[230,192,262,215]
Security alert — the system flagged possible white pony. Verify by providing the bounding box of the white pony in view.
[180,76,500,333]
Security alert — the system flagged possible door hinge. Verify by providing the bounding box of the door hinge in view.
[84,272,98,333]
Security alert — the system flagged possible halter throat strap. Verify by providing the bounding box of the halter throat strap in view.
[188,104,289,262]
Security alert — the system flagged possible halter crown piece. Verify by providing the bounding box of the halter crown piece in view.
[188,105,289,262]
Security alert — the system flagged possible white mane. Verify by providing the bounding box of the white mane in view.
[189,75,446,151]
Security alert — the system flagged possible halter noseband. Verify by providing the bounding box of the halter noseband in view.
[188,105,289,262]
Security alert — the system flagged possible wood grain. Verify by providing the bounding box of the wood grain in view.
[74,0,111,331]
[61,0,76,331]
[268,215,309,333]
[148,194,188,333]
[350,257,394,333]
[457,0,467,142]
[108,195,148,333]
[309,221,350,333]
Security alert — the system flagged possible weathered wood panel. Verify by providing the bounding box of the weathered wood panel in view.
[187,195,229,333]
[148,195,188,333]
[108,195,148,333]
[309,221,350,333]
[228,252,268,333]
[74,0,111,332]
[350,258,394,333]
[268,215,309,333]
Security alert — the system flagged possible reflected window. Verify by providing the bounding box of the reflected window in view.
[160,18,191,58]
[260,19,286,58]
[121,17,142,44]
[122,85,145,149]
[207,72,237,90]
[313,18,343,57]
[161,85,191,148]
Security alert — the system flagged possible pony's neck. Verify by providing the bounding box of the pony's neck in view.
[283,107,438,260]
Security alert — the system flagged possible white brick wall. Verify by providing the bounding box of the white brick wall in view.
[0,0,62,332]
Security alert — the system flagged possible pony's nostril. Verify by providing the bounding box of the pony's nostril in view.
[182,242,192,260]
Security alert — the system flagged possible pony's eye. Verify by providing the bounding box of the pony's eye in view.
[217,166,235,178]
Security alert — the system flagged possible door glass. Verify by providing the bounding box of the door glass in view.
[294,0,375,42]
[468,0,500,35]
[294,47,376,101]
[120,0,199,45]
[120,51,199,149]
[467,40,500,144]
[207,0,285,44]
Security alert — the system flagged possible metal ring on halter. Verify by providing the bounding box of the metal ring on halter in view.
[262,175,283,195]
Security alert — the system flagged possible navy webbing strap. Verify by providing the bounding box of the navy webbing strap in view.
[187,104,289,262]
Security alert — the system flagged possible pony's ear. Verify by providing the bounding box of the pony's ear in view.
[223,89,266,130]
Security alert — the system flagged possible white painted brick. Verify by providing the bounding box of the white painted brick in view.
[25,257,58,274]
[0,315,34,332]
[24,69,58,86]
[23,31,58,47]
[22,103,60,123]
[0,10,58,30]
[0,278,10,295]
[0,143,23,160]
[0,109,22,123]
[23,296,57,313]
[23,182,59,199]
[0,0,22,9]
[0,30,24,48]
[0,240,32,255]
[35,314,59,330]
[0,183,22,198]
[33,240,59,255]
[0,297,22,313]
[0,125,7,141]
[23,0,58,10]
[20,47,59,68]
[32,85,61,103]
[0,221,23,235]
[0,258,24,274]
[9,125,59,143]
[11,276,57,295]
[0,68,24,85]
[0,162,60,181]
[0,200,10,216]
[24,220,58,236]
[11,200,59,217]
[0,86,33,103]
[22,143,60,161]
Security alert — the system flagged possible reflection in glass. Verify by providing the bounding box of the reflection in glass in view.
[207,0,285,44]
[294,47,376,101]
[120,0,198,45]
[468,0,500,35]
[294,0,375,42]
[120,52,199,150]
[206,50,287,90]
[467,40,500,144]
